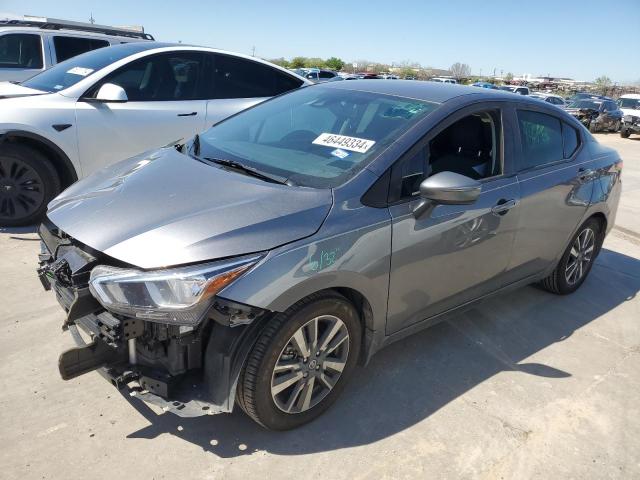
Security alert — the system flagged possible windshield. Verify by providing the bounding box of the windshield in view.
[569,100,601,109]
[199,86,438,188]
[618,98,640,109]
[22,43,156,93]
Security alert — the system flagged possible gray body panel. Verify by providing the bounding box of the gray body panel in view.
[46,81,623,362]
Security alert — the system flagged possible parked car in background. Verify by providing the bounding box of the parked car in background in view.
[529,92,568,108]
[379,74,399,79]
[618,94,640,138]
[0,16,152,82]
[498,85,529,95]
[356,72,381,79]
[566,92,608,103]
[566,98,623,133]
[293,68,342,83]
[39,80,620,430]
[0,43,309,226]
[430,77,457,84]
[471,81,498,89]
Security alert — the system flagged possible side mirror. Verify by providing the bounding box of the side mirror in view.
[94,83,128,103]
[413,171,482,218]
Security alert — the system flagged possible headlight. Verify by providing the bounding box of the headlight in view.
[89,254,262,325]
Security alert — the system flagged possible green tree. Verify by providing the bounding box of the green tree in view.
[594,75,612,95]
[325,57,345,71]
[504,72,514,82]
[290,56,307,69]
[304,57,325,68]
[269,57,290,69]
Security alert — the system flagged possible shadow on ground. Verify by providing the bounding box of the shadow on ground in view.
[124,248,639,457]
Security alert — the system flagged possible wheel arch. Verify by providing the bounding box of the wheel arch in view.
[1,130,78,189]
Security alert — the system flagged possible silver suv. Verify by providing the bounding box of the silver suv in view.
[0,15,152,83]
[38,81,621,430]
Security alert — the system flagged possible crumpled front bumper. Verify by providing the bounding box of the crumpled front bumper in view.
[37,220,266,419]
[65,323,229,417]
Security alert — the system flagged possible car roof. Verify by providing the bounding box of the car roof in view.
[316,79,525,103]
[620,94,640,99]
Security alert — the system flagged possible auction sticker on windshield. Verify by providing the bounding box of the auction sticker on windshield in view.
[313,133,375,153]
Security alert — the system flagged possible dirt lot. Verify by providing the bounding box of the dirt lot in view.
[0,133,638,480]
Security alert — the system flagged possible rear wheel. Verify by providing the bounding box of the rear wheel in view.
[539,218,603,295]
[588,121,599,134]
[620,128,631,138]
[0,144,60,227]
[236,292,361,430]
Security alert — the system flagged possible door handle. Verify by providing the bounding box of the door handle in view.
[491,198,517,216]
[177,112,198,117]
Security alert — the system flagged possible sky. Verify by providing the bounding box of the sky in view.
[2,0,638,83]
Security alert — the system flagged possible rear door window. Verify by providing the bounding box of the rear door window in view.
[517,110,564,169]
[562,122,580,158]
[209,54,303,99]
[0,33,43,69]
[53,36,109,62]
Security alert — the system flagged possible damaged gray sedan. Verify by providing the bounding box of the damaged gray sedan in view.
[38,81,622,430]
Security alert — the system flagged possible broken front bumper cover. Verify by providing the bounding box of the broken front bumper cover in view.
[63,323,231,418]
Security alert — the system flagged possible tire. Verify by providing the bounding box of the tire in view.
[588,121,598,134]
[539,218,603,295]
[620,128,631,138]
[611,120,621,132]
[0,144,61,227]
[236,291,361,430]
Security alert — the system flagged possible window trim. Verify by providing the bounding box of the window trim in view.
[514,106,584,174]
[0,32,44,69]
[385,102,509,205]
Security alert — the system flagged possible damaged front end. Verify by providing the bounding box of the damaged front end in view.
[37,220,269,417]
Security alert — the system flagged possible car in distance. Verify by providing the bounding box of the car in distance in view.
[0,42,309,226]
[565,98,623,133]
[293,68,342,83]
[471,81,498,89]
[430,77,457,84]
[529,92,568,108]
[617,94,640,138]
[0,15,152,83]
[38,81,621,430]
[498,85,529,95]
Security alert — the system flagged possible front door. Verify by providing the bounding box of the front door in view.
[75,51,207,176]
[386,104,520,335]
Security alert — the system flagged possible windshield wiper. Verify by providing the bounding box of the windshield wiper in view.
[203,157,293,186]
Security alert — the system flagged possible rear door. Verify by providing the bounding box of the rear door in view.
[386,102,521,334]
[507,107,593,280]
[202,53,304,127]
[75,51,207,176]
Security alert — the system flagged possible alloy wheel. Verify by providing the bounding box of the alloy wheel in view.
[565,227,595,285]
[0,157,45,221]
[271,315,349,414]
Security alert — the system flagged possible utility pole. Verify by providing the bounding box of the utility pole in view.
[89,13,95,24]
[251,46,255,57]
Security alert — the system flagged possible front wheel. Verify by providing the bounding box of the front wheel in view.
[236,292,361,430]
[588,121,599,134]
[539,218,603,295]
[0,144,61,227]
[620,128,631,138]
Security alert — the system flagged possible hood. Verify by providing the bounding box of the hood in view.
[47,148,333,269]
[0,81,46,99]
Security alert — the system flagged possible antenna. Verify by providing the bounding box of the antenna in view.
[89,13,95,24]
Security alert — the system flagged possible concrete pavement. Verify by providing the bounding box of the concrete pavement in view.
[0,133,638,480]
